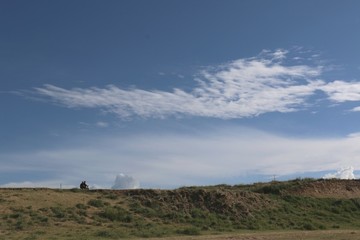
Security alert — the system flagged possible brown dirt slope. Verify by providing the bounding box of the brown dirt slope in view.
[281,179,360,198]
[125,188,272,219]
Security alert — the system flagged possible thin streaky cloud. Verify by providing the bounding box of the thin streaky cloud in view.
[31,49,360,119]
[96,121,109,128]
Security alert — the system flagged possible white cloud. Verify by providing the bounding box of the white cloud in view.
[351,106,360,112]
[320,80,360,102]
[2,127,360,188]
[30,49,360,119]
[112,173,140,189]
[323,166,355,179]
[32,50,328,119]
[272,49,289,60]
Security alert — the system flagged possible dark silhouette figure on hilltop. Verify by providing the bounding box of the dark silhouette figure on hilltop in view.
[80,181,89,190]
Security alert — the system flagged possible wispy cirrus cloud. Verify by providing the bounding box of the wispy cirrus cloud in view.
[31,49,360,119]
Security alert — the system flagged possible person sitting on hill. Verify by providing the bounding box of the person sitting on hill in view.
[80,181,89,190]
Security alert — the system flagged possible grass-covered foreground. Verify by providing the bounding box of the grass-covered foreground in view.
[2,179,360,239]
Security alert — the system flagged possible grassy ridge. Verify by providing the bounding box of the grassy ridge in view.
[2,179,360,239]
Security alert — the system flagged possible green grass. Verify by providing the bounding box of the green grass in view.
[2,179,360,239]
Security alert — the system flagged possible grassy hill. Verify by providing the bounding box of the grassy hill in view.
[2,178,360,239]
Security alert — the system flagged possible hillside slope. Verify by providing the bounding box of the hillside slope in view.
[1,179,360,239]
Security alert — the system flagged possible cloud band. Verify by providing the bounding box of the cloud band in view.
[32,49,360,118]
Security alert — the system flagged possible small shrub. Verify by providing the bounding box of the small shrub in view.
[35,230,46,235]
[9,213,22,219]
[302,223,316,230]
[318,224,326,230]
[99,206,132,222]
[39,207,49,213]
[129,202,142,210]
[75,203,87,210]
[331,207,340,214]
[247,222,260,230]
[76,216,86,224]
[88,199,105,208]
[76,209,87,217]
[105,193,118,200]
[176,227,201,235]
[15,220,25,230]
[96,230,115,238]
[39,216,48,223]
[257,185,283,195]
[51,206,65,218]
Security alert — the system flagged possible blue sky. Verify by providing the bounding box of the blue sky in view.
[1,0,360,188]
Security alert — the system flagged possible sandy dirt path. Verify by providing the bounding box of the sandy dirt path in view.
[146,230,360,240]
